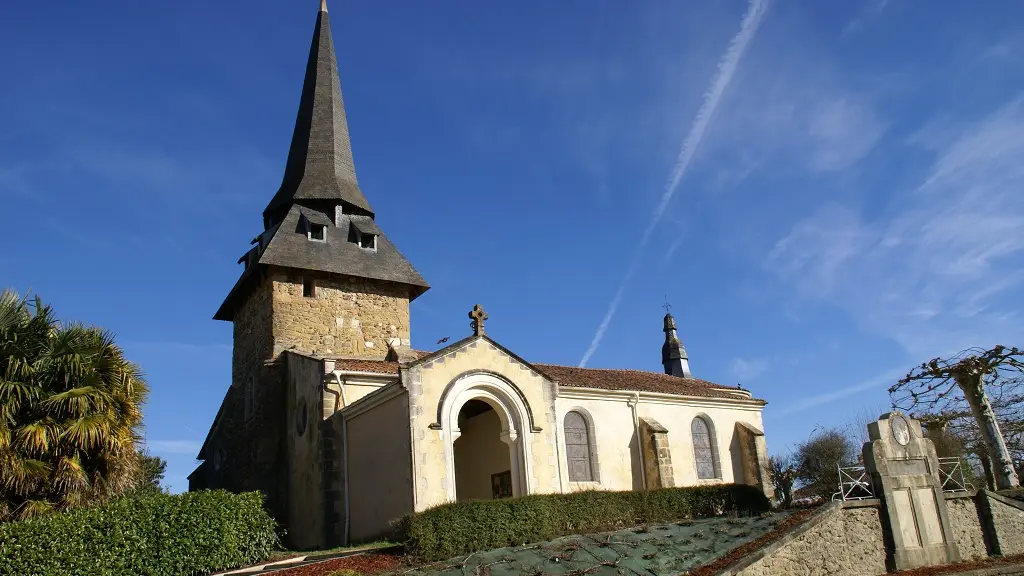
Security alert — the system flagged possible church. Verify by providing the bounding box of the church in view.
[189,1,774,550]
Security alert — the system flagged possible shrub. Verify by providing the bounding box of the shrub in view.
[0,489,278,576]
[396,484,769,562]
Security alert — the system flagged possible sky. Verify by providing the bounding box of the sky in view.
[2,0,1023,493]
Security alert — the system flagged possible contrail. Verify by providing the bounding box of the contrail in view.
[579,0,770,368]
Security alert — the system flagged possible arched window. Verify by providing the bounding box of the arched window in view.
[691,416,718,479]
[564,411,594,482]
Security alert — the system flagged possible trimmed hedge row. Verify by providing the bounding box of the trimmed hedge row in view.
[0,490,278,576]
[397,484,770,562]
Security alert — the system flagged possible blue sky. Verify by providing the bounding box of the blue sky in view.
[2,0,1023,493]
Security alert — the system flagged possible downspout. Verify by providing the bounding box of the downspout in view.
[630,392,646,489]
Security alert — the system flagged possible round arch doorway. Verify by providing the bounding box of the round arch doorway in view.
[453,399,515,501]
[440,373,534,502]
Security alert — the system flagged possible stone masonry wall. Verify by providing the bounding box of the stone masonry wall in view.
[209,274,286,519]
[733,504,887,576]
[946,495,987,561]
[271,272,410,359]
[985,492,1024,556]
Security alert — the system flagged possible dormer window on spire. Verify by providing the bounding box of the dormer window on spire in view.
[348,216,381,252]
[300,209,333,243]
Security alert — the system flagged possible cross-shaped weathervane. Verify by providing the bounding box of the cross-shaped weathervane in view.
[469,304,488,336]
[662,298,672,314]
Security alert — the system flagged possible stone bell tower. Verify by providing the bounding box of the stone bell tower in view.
[214,0,430,374]
[194,0,429,525]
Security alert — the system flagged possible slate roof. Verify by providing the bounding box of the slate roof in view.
[264,3,371,219]
[328,355,763,402]
[258,206,429,289]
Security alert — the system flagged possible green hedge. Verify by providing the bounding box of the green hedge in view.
[0,490,278,576]
[397,484,770,562]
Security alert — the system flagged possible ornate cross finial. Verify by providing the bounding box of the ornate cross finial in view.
[662,298,672,315]
[469,304,488,336]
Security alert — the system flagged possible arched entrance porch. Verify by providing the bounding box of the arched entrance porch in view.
[440,373,534,502]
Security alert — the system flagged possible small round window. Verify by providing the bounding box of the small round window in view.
[296,397,308,437]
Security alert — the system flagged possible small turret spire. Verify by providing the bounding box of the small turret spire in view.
[661,313,691,378]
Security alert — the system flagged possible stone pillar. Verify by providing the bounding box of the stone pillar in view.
[735,422,775,501]
[863,411,960,571]
[640,417,675,489]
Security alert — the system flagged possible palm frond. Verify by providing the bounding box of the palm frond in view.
[61,413,113,451]
[15,498,54,521]
[14,420,55,454]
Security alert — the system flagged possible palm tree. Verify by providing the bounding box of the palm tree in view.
[0,288,149,521]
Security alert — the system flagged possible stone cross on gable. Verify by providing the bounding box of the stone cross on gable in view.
[469,304,488,336]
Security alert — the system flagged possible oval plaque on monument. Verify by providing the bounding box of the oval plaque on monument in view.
[891,412,911,446]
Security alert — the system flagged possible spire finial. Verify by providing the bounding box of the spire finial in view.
[320,0,328,13]
[662,298,672,315]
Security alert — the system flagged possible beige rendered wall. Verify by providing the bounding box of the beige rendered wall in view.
[554,394,768,492]
[946,495,987,561]
[453,409,512,501]
[284,354,325,550]
[346,391,415,542]
[732,503,888,576]
[271,271,411,359]
[407,338,561,512]
[554,396,638,491]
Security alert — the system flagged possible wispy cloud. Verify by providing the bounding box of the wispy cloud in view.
[579,0,771,367]
[728,357,770,382]
[767,96,1024,358]
[144,440,202,455]
[842,0,893,37]
[773,367,904,417]
[805,98,887,172]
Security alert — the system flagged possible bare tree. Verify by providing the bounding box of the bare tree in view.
[889,345,1023,490]
[768,453,799,508]
[844,402,895,454]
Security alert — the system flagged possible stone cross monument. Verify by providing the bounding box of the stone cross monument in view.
[863,411,960,571]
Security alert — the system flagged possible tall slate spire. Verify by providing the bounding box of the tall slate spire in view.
[263,0,372,223]
[662,313,692,378]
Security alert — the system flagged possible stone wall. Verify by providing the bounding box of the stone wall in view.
[729,502,887,576]
[982,491,1024,556]
[271,272,410,359]
[203,274,288,519]
[946,495,987,561]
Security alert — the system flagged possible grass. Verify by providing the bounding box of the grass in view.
[269,540,397,562]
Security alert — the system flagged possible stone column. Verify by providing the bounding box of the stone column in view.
[863,411,960,571]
